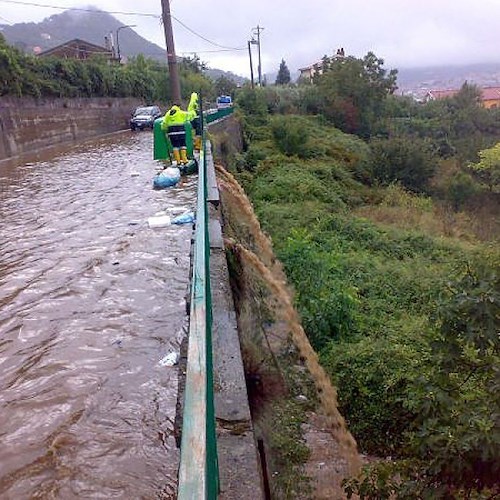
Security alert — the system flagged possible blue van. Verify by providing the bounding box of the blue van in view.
[216,95,232,109]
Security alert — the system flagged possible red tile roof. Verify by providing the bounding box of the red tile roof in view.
[481,87,500,101]
[427,86,500,102]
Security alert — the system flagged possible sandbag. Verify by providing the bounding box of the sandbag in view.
[153,166,181,189]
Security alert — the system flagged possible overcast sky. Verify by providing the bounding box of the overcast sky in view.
[1,0,499,77]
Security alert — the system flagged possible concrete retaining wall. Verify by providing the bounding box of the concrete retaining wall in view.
[0,96,144,161]
[208,114,244,166]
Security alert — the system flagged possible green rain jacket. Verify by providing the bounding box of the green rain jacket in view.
[161,105,195,130]
[161,93,199,131]
[187,92,199,115]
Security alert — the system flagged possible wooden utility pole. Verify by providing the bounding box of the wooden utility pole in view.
[161,0,181,103]
[247,40,255,89]
[253,25,264,87]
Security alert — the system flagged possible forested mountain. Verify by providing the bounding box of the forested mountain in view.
[0,9,166,60]
[0,8,246,84]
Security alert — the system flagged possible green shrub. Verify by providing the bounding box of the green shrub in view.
[369,136,437,193]
[445,171,479,210]
[322,334,426,456]
[270,115,311,157]
[278,229,359,349]
[235,86,268,117]
[251,161,345,206]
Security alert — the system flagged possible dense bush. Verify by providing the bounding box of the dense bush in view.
[369,135,437,193]
[278,229,359,349]
[233,67,499,497]
[270,115,311,157]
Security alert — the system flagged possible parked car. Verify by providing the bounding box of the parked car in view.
[130,106,162,131]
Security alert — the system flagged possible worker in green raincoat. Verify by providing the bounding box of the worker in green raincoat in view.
[161,93,199,164]
[187,92,202,151]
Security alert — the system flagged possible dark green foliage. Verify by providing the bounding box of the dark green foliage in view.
[390,82,500,164]
[0,34,214,100]
[314,52,397,137]
[235,86,268,117]
[275,58,291,85]
[347,260,500,498]
[279,229,359,349]
[323,335,424,456]
[214,74,237,97]
[369,135,437,193]
[408,261,499,492]
[235,86,499,498]
[444,171,479,210]
[251,161,345,206]
[270,115,310,157]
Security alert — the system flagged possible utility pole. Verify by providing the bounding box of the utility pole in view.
[116,24,136,63]
[161,0,181,103]
[252,25,264,86]
[247,40,255,89]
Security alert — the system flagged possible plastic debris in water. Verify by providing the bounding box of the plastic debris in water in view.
[148,214,171,228]
[153,166,181,189]
[159,352,179,366]
[171,211,195,225]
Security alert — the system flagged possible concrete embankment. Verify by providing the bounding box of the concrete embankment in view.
[0,96,143,161]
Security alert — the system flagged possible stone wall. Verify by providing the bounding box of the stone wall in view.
[0,96,144,161]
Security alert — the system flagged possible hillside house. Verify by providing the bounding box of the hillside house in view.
[298,48,345,83]
[426,86,500,108]
[480,87,500,109]
[37,39,114,61]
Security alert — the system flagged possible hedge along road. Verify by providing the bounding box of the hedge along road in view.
[0,131,196,498]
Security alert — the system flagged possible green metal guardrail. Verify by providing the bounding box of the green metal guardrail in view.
[153,106,234,160]
[205,106,234,123]
[177,96,219,500]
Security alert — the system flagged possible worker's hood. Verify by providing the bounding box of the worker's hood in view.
[168,106,182,116]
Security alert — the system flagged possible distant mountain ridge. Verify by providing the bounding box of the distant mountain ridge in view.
[0,8,247,84]
[0,9,165,60]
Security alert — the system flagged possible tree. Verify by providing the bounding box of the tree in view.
[315,52,397,137]
[275,59,291,85]
[214,75,237,97]
[468,141,500,192]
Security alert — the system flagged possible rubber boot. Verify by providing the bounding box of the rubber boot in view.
[172,148,181,165]
[180,148,188,164]
[194,135,202,151]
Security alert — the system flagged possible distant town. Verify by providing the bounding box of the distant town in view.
[395,62,500,100]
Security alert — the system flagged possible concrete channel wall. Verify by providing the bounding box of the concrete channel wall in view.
[0,96,143,161]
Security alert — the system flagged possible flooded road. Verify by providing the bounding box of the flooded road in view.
[0,132,196,498]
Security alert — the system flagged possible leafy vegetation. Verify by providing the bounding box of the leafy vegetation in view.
[0,33,214,102]
[230,54,500,498]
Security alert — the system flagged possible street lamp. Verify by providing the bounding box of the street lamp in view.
[116,24,136,63]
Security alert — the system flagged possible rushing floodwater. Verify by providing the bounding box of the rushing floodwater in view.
[0,132,196,498]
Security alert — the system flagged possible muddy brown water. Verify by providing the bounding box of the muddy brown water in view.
[0,132,195,498]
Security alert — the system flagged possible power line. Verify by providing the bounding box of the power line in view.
[0,0,246,55]
[1,0,246,51]
[169,14,245,51]
[180,48,246,54]
[0,16,13,24]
